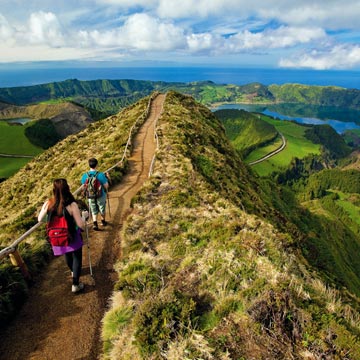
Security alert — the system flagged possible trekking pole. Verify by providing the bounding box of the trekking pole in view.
[107,192,111,219]
[83,211,95,285]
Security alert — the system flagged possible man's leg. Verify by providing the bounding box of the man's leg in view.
[97,195,107,226]
[88,199,99,230]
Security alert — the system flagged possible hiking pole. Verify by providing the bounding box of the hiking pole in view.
[83,211,95,285]
[107,192,111,219]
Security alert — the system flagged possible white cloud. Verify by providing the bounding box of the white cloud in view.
[261,1,360,29]
[0,44,95,62]
[80,13,186,51]
[27,11,65,46]
[0,13,14,41]
[213,26,326,54]
[157,0,242,18]
[279,44,360,69]
[0,1,360,69]
[94,0,156,6]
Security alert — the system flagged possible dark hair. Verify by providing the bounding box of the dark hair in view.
[48,178,76,216]
[89,158,98,169]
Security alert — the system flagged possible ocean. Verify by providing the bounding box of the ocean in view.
[0,66,360,89]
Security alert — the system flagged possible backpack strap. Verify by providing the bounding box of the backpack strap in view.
[87,171,99,178]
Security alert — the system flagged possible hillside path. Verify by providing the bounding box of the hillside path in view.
[0,94,165,360]
[248,132,286,165]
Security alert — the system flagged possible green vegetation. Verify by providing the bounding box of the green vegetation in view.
[2,91,360,358]
[342,128,360,147]
[214,109,278,157]
[3,79,360,114]
[99,92,360,359]
[0,158,32,179]
[25,119,61,149]
[0,121,42,178]
[304,124,351,158]
[0,95,152,326]
[269,83,360,110]
[0,121,42,156]
[246,116,321,176]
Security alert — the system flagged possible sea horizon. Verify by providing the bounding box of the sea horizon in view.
[0,66,360,90]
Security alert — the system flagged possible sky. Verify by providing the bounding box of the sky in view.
[1,0,360,69]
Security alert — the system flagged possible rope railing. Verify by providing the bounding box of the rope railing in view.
[0,92,159,262]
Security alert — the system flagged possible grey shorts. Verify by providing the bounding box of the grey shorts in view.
[88,194,106,216]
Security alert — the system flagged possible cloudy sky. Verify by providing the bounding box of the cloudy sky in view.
[1,0,360,69]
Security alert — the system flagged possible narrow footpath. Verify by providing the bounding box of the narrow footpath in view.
[248,132,286,166]
[0,94,166,360]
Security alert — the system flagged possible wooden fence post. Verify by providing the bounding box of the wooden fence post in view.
[9,250,31,280]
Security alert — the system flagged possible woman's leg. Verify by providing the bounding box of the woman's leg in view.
[71,247,83,285]
[64,252,74,272]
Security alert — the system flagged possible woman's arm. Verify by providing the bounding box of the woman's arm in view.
[69,202,85,230]
[38,200,49,222]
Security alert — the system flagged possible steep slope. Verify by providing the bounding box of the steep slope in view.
[0,96,151,239]
[214,108,278,157]
[101,92,360,359]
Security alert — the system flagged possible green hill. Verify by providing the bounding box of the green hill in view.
[99,92,360,358]
[269,83,360,110]
[214,108,278,157]
[1,92,360,358]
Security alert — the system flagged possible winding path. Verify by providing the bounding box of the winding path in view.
[0,94,165,360]
[0,153,34,158]
[248,132,286,166]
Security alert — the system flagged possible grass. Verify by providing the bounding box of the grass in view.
[0,121,42,177]
[329,190,360,227]
[100,92,360,359]
[0,158,33,179]
[0,121,42,156]
[245,115,321,176]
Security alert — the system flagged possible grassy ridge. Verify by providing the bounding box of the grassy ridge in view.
[0,96,152,326]
[100,92,360,359]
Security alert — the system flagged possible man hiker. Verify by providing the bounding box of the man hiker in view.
[81,157,109,230]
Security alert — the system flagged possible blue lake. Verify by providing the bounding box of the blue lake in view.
[214,103,360,134]
[5,118,32,125]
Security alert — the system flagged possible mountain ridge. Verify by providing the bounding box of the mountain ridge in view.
[2,78,360,112]
[1,92,360,358]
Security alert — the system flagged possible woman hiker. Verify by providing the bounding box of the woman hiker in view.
[38,178,87,293]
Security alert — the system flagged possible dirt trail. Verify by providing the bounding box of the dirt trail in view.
[0,94,165,360]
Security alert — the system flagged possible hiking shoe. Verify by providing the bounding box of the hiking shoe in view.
[101,219,107,226]
[72,282,84,293]
[93,221,99,231]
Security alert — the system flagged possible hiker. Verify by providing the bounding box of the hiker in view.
[38,178,86,293]
[81,157,109,231]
